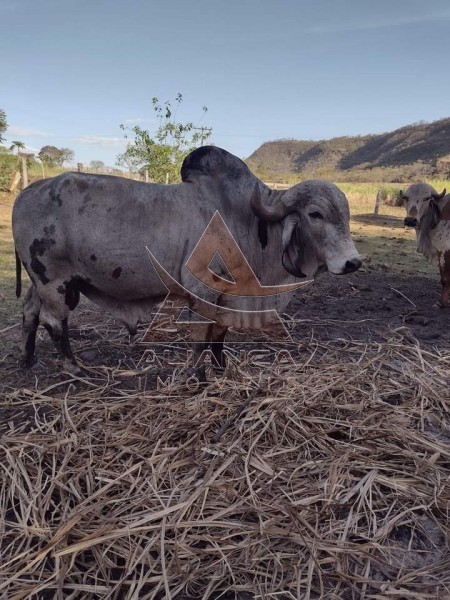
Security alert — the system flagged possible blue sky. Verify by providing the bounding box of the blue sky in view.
[2,0,450,168]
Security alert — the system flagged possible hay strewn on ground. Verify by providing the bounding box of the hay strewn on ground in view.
[1,330,449,599]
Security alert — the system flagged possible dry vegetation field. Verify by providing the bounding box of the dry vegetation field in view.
[0,183,449,599]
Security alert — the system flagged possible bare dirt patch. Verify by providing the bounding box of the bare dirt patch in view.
[288,270,450,348]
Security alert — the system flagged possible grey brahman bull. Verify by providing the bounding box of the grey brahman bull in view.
[13,146,361,374]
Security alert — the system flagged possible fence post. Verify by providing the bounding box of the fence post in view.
[20,154,28,190]
[10,171,21,193]
[374,191,381,215]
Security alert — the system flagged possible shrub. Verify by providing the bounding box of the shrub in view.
[377,186,404,207]
[0,151,19,192]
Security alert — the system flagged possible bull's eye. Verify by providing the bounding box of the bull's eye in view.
[308,211,323,220]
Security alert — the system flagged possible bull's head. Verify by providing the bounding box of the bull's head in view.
[401,183,446,228]
[251,181,361,279]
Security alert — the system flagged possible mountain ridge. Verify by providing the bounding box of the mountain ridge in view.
[245,118,450,181]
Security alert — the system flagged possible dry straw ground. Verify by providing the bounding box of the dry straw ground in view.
[1,323,449,599]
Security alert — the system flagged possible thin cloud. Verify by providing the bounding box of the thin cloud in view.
[74,135,125,148]
[7,125,53,138]
[307,12,450,34]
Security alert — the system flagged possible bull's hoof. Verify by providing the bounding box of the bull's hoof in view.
[21,355,37,368]
[187,366,207,382]
[62,362,88,378]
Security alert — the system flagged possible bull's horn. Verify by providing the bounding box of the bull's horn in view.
[432,188,446,200]
[399,189,407,200]
[250,185,294,221]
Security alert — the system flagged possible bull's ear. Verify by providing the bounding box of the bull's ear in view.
[429,198,442,229]
[295,214,311,246]
[290,215,315,276]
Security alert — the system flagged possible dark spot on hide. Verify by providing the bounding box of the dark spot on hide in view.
[49,188,62,206]
[65,282,80,310]
[258,220,268,249]
[90,254,97,261]
[76,179,89,192]
[112,267,122,279]
[56,279,80,310]
[77,279,94,294]
[29,226,56,285]
[78,193,93,216]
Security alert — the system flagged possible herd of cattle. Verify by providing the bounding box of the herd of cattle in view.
[10,146,450,375]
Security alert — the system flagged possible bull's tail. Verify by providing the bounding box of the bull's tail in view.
[15,249,22,298]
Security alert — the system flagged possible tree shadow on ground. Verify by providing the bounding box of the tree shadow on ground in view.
[352,213,406,229]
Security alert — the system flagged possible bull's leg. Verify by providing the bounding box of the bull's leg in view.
[21,284,41,367]
[189,323,213,381]
[439,265,450,307]
[37,283,83,375]
[188,323,229,381]
[211,325,228,367]
[43,318,81,374]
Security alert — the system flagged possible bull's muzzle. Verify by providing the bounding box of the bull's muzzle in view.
[342,258,362,274]
[404,216,417,228]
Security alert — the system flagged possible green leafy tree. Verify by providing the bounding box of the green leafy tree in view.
[39,145,74,167]
[90,160,105,171]
[60,147,75,165]
[117,94,212,183]
[0,109,7,143]
[39,145,61,166]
